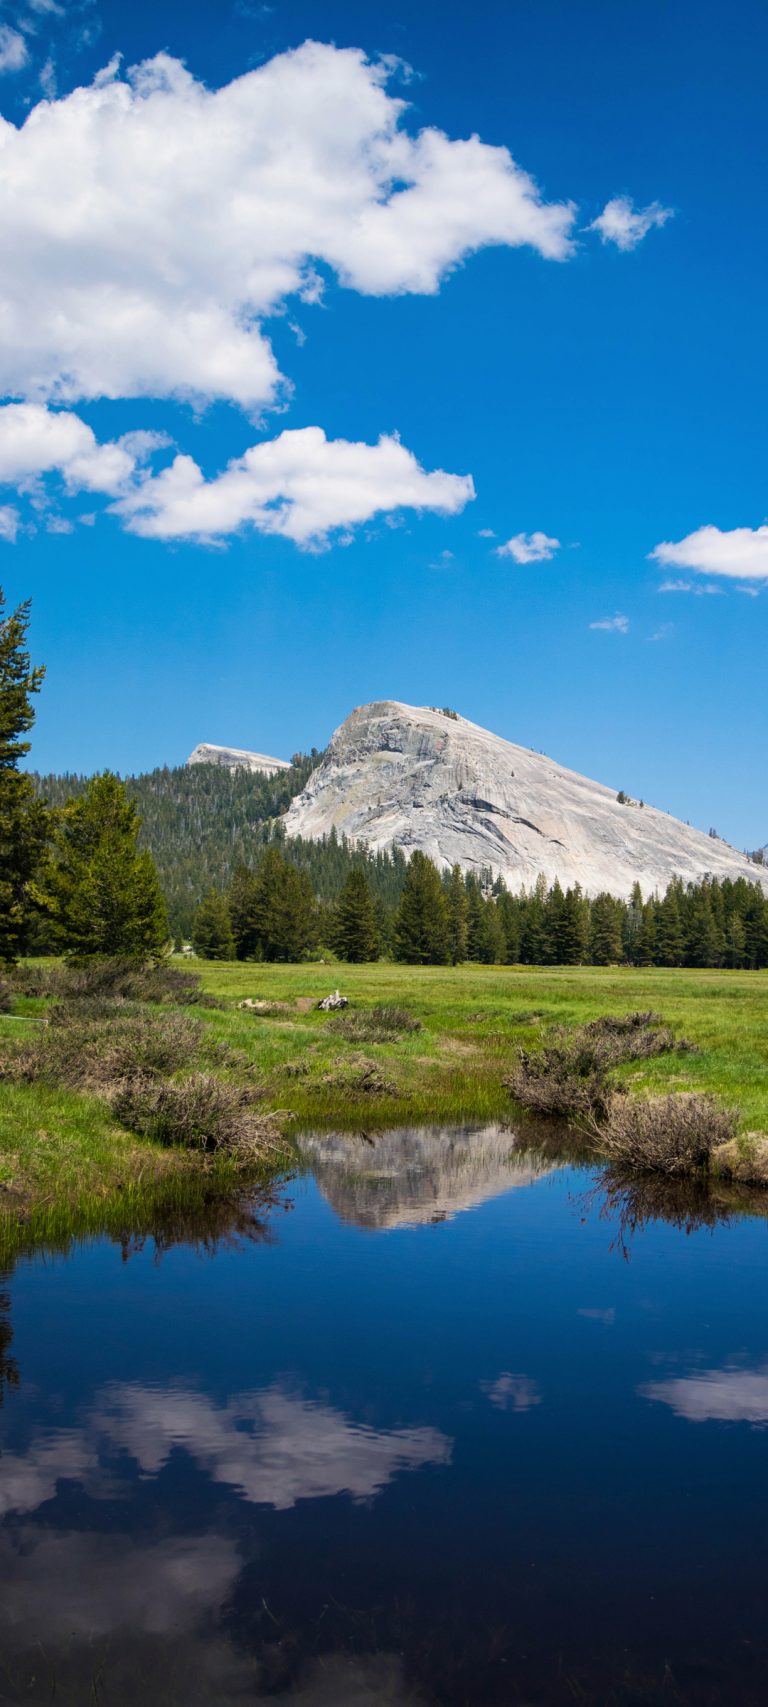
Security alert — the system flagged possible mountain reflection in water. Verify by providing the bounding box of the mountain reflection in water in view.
[2,1121,768,1705]
[298,1120,559,1228]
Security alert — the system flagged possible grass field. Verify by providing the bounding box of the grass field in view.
[1,958,767,1253]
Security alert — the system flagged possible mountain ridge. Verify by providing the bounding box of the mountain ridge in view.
[284,700,768,901]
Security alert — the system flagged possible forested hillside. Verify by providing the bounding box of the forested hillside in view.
[33,756,408,939]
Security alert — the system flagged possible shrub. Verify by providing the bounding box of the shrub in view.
[0,976,13,1014]
[595,1093,738,1177]
[111,1073,281,1161]
[328,1004,422,1043]
[583,1010,662,1036]
[321,1054,399,1096]
[0,1009,204,1092]
[58,957,219,1006]
[504,1012,684,1121]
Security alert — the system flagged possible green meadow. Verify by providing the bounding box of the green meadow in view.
[1,958,767,1256]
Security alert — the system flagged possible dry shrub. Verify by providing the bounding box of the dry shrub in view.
[596,1092,738,1176]
[11,956,219,1007]
[8,962,63,999]
[584,1010,662,1036]
[0,1009,204,1092]
[60,957,219,1007]
[0,976,13,1014]
[505,1012,688,1122]
[322,1054,399,1096]
[328,1004,422,1043]
[111,1073,282,1161]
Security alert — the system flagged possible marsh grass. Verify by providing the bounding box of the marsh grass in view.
[327,1003,422,1043]
[2,958,767,1246]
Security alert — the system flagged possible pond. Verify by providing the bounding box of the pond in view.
[1,1122,768,1705]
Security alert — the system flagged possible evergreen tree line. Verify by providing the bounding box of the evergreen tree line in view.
[193,846,768,970]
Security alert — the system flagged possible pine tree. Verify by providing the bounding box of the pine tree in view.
[333,868,379,962]
[558,887,589,965]
[193,890,235,959]
[589,893,624,965]
[445,865,469,964]
[634,900,657,967]
[395,851,450,964]
[655,888,685,967]
[39,773,167,958]
[0,592,49,963]
[227,864,260,960]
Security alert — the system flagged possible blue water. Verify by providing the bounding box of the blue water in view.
[1,1124,768,1705]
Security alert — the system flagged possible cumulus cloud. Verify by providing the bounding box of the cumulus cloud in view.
[0,42,577,411]
[113,425,474,546]
[642,1364,768,1425]
[589,613,629,632]
[0,503,19,541]
[0,25,28,73]
[0,402,144,495]
[651,524,768,582]
[589,196,673,250]
[495,529,560,564]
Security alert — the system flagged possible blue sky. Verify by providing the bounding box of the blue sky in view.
[0,0,765,847]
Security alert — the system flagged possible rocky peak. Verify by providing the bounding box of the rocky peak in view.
[284,700,768,901]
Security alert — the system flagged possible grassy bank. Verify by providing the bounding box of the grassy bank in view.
[194,959,768,1131]
[1,959,766,1254]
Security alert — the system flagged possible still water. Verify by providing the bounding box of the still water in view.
[2,1124,768,1705]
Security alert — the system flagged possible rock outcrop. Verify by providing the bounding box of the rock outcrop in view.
[187,742,290,776]
[284,700,768,900]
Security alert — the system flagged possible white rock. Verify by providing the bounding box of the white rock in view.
[284,700,768,901]
[187,742,290,776]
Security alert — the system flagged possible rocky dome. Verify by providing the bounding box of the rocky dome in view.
[284,700,768,901]
[187,743,290,776]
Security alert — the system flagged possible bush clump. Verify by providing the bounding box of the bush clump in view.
[0,1009,204,1092]
[111,1073,281,1161]
[11,957,219,1007]
[596,1093,738,1177]
[328,1004,422,1043]
[322,1054,399,1096]
[505,1012,689,1122]
[0,976,13,1014]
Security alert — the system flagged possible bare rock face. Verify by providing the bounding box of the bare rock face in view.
[284,700,768,900]
[187,742,290,776]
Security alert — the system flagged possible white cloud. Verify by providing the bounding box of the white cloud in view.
[477,527,495,538]
[0,43,577,410]
[114,425,474,546]
[657,577,724,596]
[589,196,673,251]
[0,402,140,494]
[651,524,768,582]
[495,529,560,564]
[0,503,20,541]
[642,1364,768,1426]
[590,613,629,633]
[0,26,28,73]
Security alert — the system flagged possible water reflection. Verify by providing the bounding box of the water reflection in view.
[3,1121,768,1704]
[1,1381,451,1516]
[642,1364,768,1425]
[298,1121,559,1228]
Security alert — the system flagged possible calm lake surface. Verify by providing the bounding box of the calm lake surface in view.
[2,1123,768,1705]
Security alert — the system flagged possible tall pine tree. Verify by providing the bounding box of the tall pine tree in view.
[0,592,49,963]
[38,773,167,958]
[333,868,379,962]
